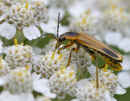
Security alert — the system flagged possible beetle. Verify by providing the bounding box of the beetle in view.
[54,13,123,88]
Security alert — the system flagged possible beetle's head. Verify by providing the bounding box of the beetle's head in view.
[55,34,66,49]
[59,34,66,42]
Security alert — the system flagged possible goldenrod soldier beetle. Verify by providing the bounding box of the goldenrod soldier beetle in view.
[54,13,123,88]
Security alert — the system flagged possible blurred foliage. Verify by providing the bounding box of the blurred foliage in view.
[109,45,130,55]
[25,34,53,48]
[0,86,3,93]
[32,91,43,98]
[115,88,130,101]
[76,67,91,80]
[52,94,75,101]
[61,10,71,26]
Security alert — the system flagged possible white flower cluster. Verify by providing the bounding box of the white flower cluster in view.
[49,66,77,98]
[0,0,48,40]
[4,68,33,94]
[74,69,126,101]
[4,44,33,69]
[70,3,130,53]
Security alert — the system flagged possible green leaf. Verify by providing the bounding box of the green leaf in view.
[25,33,55,48]
[52,94,75,101]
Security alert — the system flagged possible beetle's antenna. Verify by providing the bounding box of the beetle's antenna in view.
[54,12,61,50]
[56,12,60,39]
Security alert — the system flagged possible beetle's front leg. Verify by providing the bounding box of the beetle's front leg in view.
[57,41,74,54]
[66,45,80,67]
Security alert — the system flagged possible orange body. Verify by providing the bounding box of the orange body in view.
[60,32,123,63]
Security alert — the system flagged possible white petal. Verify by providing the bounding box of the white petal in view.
[0,40,3,53]
[71,99,80,101]
[118,71,130,88]
[0,76,8,86]
[0,22,16,39]
[59,26,69,35]
[115,84,126,95]
[105,32,122,46]
[23,26,41,40]
[104,91,117,101]
[0,91,34,101]
[40,20,56,34]
[68,1,87,17]
[33,78,56,98]
[122,56,130,70]
[32,73,41,81]
[118,38,130,52]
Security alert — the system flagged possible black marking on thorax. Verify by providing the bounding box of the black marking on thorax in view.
[64,32,79,36]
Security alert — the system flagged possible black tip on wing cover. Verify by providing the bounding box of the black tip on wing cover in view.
[103,48,118,58]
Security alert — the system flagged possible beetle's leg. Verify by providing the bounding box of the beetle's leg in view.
[90,54,99,88]
[66,45,80,67]
[57,41,74,54]
[96,65,99,88]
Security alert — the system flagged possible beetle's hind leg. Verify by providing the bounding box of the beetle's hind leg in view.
[96,65,99,88]
[90,54,99,88]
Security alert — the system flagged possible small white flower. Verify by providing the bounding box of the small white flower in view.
[5,68,33,94]
[0,91,34,101]
[118,37,130,52]
[0,76,8,86]
[40,20,57,34]
[118,71,130,88]
[33,76,56,98]
[115,84,126,95]
[121,55,130,70]
[23,25,41,40]
[40,19,68,35]
[0,22,16,39]
[105,32,122,46]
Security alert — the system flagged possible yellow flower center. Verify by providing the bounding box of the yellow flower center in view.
[14,38,18,46]
[25,2,29,9]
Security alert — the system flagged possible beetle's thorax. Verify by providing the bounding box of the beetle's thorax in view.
[59,32,80,41]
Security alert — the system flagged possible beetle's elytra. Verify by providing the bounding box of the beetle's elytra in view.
[59,32,123,63]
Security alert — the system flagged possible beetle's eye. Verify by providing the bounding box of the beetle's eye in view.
[59,37,65,42]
